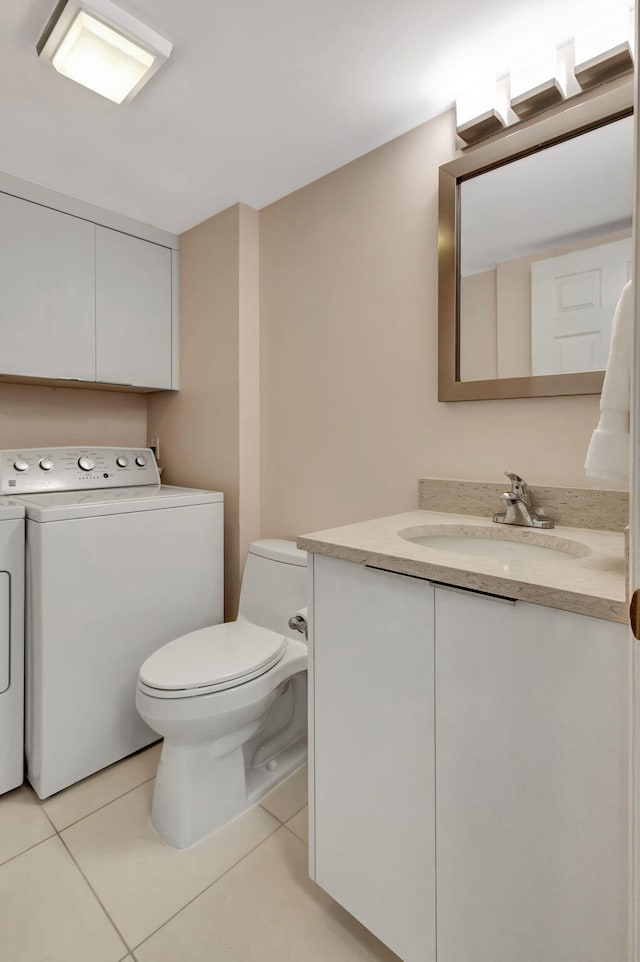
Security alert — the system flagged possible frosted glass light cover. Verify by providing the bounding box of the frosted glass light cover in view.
[574,11,631,69]
[509,49,567,119]
[455,80,507,145]
[456,81,501,129]
[51,11,155,104]
[510,50,562,101]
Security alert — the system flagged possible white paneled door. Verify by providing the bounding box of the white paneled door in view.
[531,237,632,375]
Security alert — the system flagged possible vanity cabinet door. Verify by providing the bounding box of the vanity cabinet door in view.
[311,555,436,962]
[95,226,173,389]
[0,192,95,380]
[434,586,630,962]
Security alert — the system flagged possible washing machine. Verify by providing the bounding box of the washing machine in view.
[0,446,223,799]
[0,497,24,795]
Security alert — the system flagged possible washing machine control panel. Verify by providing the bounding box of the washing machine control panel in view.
[0,447,160,495]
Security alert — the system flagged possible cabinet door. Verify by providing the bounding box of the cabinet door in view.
[0,192,95,380]
[96,227,172,389]
[312,556,436,962]
[435,586,630,962]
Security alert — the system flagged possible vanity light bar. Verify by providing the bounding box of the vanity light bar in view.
[455,6,634,147]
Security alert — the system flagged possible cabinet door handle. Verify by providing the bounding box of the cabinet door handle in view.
[432,580,516,605]
[630,588,640,640]
[0,571,10,694]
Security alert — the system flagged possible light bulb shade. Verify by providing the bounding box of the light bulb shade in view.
[509,50,566,120]
[574,10,634,90]
[37,0,172,104]
[456,81,507,146]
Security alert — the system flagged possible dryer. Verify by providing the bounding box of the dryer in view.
[0,498,24,795]
[0,447,223,799]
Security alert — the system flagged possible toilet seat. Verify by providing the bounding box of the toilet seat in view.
[139,620,288,699]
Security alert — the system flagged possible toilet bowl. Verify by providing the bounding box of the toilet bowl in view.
[136,539,308,849]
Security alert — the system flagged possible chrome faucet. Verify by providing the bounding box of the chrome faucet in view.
[493,471,554,529]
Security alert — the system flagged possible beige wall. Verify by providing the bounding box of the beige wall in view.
[238,205,261,580]
[0,383,147,449]
[259,109,601,541]
[459,270,497,380]
[147,203,260,620]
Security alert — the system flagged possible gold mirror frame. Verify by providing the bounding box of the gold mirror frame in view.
[438,75,634,402]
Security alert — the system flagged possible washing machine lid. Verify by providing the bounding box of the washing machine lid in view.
[17,484,223,522]
[139,620,288,692]
[0,497,24,520]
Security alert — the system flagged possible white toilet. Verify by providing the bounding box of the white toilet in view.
[136,539,308,848]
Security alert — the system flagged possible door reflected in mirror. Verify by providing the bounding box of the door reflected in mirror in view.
[458,115,633,383]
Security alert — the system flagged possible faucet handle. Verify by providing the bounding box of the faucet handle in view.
[504,470,524,485]
[504,471,528,500]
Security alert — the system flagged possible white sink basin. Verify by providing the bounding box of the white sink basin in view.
[398,525,591,564]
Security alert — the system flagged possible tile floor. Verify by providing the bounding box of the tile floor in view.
[1,744,399,962]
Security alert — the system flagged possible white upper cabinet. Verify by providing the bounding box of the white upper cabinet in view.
[0,192,95,380]
[0,181,177,391]
[95,227,173,389]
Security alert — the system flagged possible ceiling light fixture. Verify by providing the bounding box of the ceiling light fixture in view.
[37,0,172,104]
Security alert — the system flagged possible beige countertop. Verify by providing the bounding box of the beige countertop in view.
[298,509,627,624]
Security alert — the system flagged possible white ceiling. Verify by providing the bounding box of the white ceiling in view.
[0,0,629,233]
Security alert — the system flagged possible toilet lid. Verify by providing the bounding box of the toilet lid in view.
[139,620,288,692]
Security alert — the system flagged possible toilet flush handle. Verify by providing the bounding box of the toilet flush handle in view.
[288,609,308,639]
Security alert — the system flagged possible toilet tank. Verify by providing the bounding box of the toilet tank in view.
[239,539,307,637]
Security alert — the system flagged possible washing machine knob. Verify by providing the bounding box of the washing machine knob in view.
[39,457,54,471]
[135,455,147,467]
[116,456,129,468]
[78,456,95,472]
[13,458,29,472]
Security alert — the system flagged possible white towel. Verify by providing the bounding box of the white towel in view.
[585,280,633,485]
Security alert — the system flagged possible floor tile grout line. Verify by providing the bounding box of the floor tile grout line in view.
[0,830,56,869]
[2,804,131,958]
[258,801,286,824]
[131,821,284,953]
[5,775,148,962]
[40,800,60,835]
[43,773,157,833]
[259,799,307,825]
[55,829,131,957]
[282,822,307,845]
[5,766,305,953]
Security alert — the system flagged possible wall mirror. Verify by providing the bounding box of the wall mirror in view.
[438,78,633,401]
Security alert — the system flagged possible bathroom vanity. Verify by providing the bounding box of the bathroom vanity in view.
[299,482,630,962]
